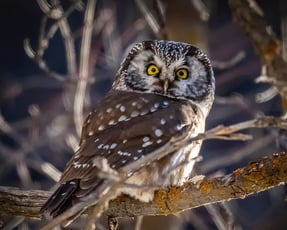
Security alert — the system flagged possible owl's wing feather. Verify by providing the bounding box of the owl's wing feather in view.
[41,90,199,217]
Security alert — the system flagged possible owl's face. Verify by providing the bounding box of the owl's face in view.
[113,40,215,115]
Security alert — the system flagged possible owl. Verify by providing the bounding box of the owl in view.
[41,40,215,225]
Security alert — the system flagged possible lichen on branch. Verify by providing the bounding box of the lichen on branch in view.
[0,152,286,225]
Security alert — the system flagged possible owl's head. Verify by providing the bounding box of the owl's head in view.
[113,40,215,115]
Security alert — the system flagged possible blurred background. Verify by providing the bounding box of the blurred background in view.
[0,0,286,229]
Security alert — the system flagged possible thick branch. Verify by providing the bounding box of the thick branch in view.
[0,152,286,220]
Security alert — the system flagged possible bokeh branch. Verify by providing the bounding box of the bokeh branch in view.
[229,0,287,106]
[0,152,286,221]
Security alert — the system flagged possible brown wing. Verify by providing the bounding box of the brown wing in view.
[41,90,198,217]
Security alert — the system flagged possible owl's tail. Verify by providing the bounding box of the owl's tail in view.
[41,180,79,218]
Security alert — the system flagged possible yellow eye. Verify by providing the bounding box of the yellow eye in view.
[146,64,160,76]
[175,68,188,79]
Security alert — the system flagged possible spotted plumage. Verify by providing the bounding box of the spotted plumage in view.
[41,40,215,224]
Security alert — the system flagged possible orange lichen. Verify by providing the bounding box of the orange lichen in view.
[167,186,181,202]
[153,189,170,214]
[261,41,281,64]
[198,180,213,194]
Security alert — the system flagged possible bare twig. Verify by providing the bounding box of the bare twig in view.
[74,0,97,136]
[229,0,287,102]
[135,0,161,34]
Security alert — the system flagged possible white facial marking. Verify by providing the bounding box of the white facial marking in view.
[88,131,94,136]
[116,104,121,109]
[98,125,104,131]
[156,139,162,144]
[103,145,109,150]
[155,129,163,137]
[98,143,104,149]
[132,102,137,106]
[123,139,127,144]
[122,159,127,164]
[133,156,138,160]
[95,138,99,142]
[137,149,143,153]
[106,108,112,113]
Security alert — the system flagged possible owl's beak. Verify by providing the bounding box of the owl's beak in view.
[163,79,169,94]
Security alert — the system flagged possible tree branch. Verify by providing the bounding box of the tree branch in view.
[0,152,286,222]
[229,0,287,104]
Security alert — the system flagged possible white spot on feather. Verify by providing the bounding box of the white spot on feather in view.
[155,129,163,137]
[142,141,153,148]
[140,110,148,116]
[118,115,127,122]
[131,111,139,117]
[120,105,126,112]
[108,120,116,125]
[160,118,166,125]
[143,136,150,142]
